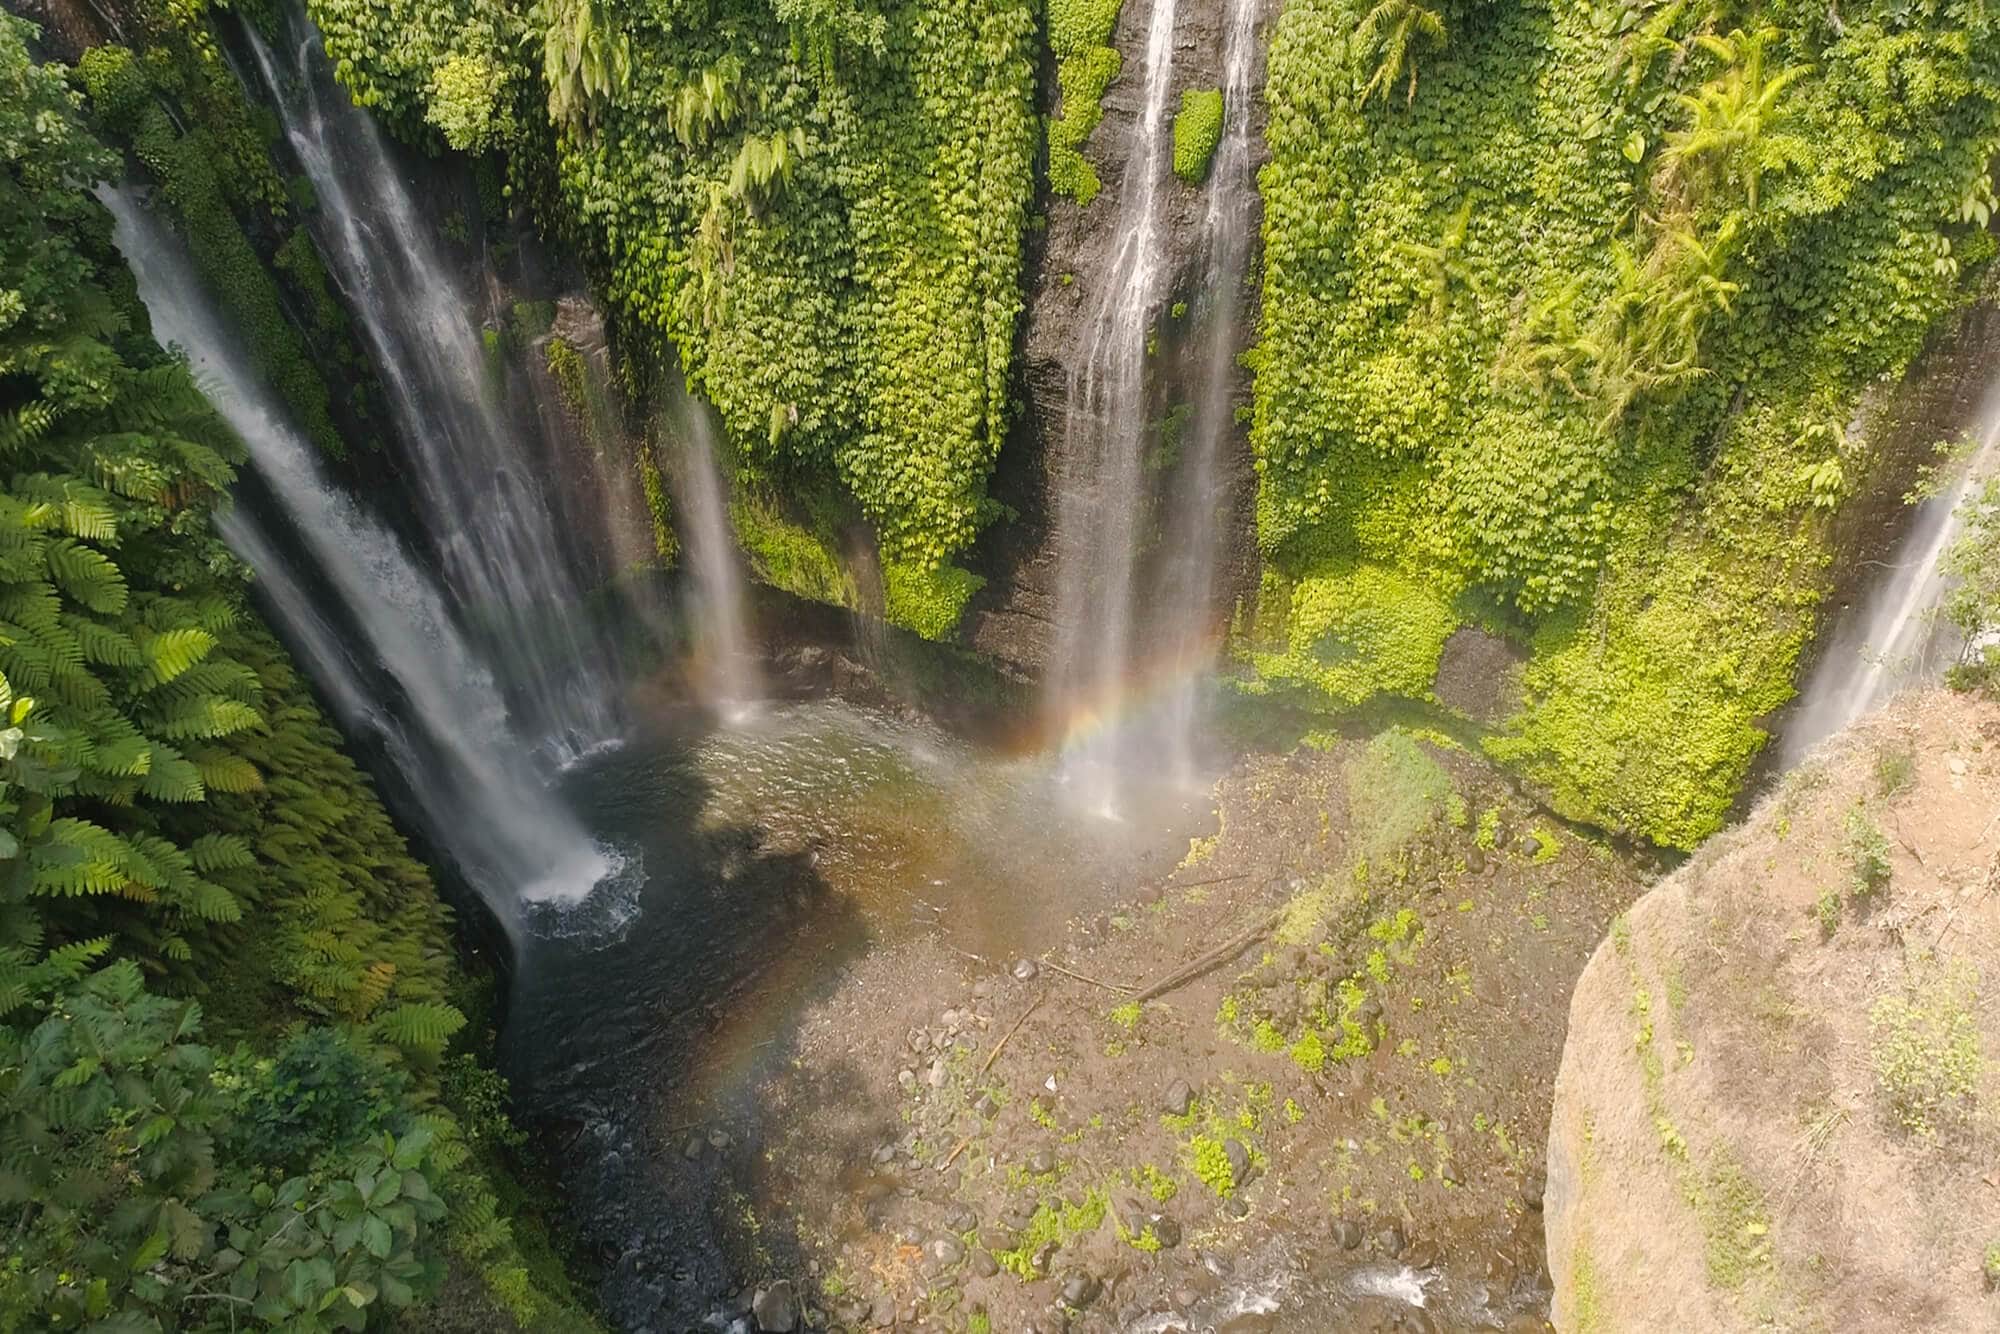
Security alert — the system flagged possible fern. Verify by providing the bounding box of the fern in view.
[375,1002,467,1053]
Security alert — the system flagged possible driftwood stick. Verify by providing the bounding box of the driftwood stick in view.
[1038,957,1133,993]
[980,994,1044,1075]
[1168,872,1253,891]
[1130,909,1283,1005]
[939,1135,974,1171]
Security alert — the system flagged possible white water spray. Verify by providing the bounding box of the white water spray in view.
[245,20,619,766]
[104,189,615,914]
[1784,368,2000,763]
[661,385,764,719]
[1045,0,1184,810]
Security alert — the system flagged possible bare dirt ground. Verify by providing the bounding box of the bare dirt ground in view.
[670,728,1648,1332]
[1547,689,2000,1333]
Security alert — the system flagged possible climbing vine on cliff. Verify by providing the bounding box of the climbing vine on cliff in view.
[1250,0,2000,845]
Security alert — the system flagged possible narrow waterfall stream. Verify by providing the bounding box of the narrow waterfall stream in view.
[102,189,619,918]
[1155,0,1263,783]
[244,17,621,767]
[660,385,765,718]
[1783,363,2000,764]
[1046,0,1183,812]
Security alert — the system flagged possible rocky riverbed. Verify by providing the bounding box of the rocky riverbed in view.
[651,726,1650,1331]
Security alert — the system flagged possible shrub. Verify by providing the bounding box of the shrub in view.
[1870,968,1983,1140]
[1173,88,1224,183]
[426,52,511,153]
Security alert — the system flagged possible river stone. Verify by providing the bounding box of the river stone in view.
[1028,1149,1056,1175]
[1332,1218,1363,1249]
[975,1092,1000,1118]
[979,1224,1013,1251]
[751,1281,798,1333]
[708,1128,732,1149]
[927,1058,948,1089]
[872,1143,897,1165]
[1060,1272,1101,1308]
[928,1237,963,1268]
[1375,1224,1406,1256]
[944,1203,977,1232]
[867,1294,895,1327]
[1148,1214,1183,1249]
[1012,958,1039,981]
[897,1068,918,1093]
[1162,1078,1194,1117]
[1222,1139,1250,1182]
[683,1135,704,1160]
[971,1250,998,1278]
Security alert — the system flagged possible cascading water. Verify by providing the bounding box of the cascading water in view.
[244,17,619,767]
[1154,0,1262,784]
[659,384,764,717]
[1045,0,1183,812]
[103,189,617,918]
[1783,367,2000,764]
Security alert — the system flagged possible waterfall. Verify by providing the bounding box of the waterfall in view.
[243,18,619,767]
[660,385,764,717]
[1154,0,1262,784]
[103,189,616,916]
[1782,371,2000,764]
[1045,0,1183,812]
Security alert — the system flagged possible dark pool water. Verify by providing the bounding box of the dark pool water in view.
[497,697,1212,1327]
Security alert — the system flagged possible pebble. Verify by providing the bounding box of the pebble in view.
[944,1204,977,1232]
[683,1136,704,1160]
[1332,1218,1363,1250]
[1222,1138,1251,1182]
[927,1058,948,1089]
[1375,1224,1406,1256]
[979,1225,1014,1251]
[1060,1272,1102,1309]
[868,1294,896,1328]
[971,1250,998,1279]
[907,1027,930,1053]
[872,1144,897,1165]
[1949,755,1968,776]
[1222,1197,1249,1219]
[1012,958,1039,981]
[1029,1149,1056,1175]
[928,1237,964,1268]
[751,1280,799,1333]
[707,1128,731,1150]
[1522,1167,1547,1210]
[973,979,995,999]
[975,1093,1000,1118]
[1172,1286,1201,1311]
[1162,1078,1194,1117]
[1148,1214,1183,1249]
[897,1069,918,1093]
[1401,1240,1437,1269]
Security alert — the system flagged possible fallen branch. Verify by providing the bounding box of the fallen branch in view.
[980,994,1044,1075]
[1168,872,1253,891]
[938,1135,974,1172]
[1130,908,1284,1005]
[1038,956,1133,993]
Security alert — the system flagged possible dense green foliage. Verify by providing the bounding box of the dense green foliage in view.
[0,20,594,1327]
[1943,476,1999,693]
[1172,87,1223,184]
[1047,0,1124,203]
[1249,0,2000,845]
[307,0,1038,638]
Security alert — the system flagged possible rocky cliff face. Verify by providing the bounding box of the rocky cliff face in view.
[966,0,1267,676]
[1546,688,2000,1332]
